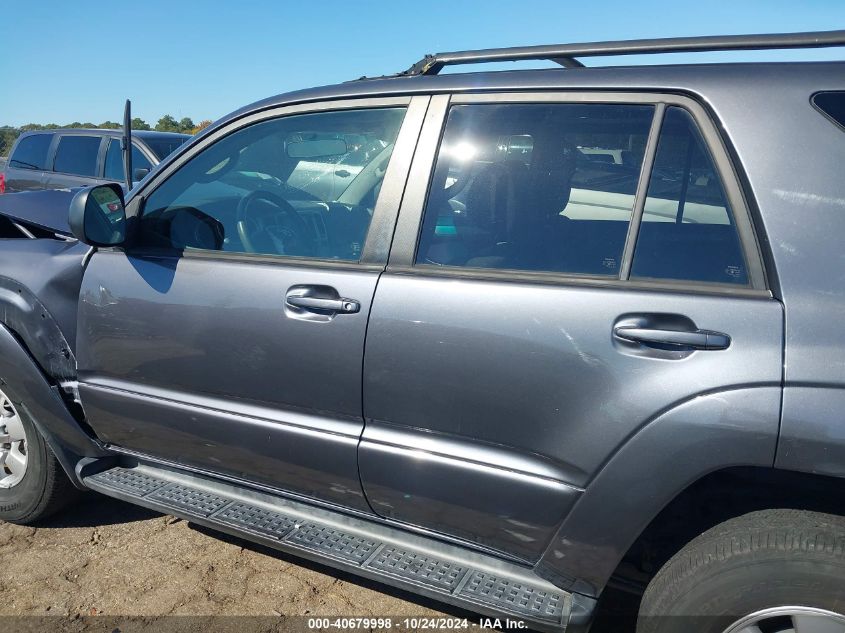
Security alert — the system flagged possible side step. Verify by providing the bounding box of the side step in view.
[81,460,572,631]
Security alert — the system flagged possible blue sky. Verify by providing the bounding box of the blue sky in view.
[1,0,843,127]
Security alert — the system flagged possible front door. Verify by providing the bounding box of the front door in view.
[360,94,782,561]
[77,96,427,512]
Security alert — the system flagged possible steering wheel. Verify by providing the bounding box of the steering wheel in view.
[236,190,315,256]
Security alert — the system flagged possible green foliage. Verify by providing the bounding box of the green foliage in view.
[178,117,194,132]
[131,117,151,131]
[0,127,19,158]
[155,114,180,132]
[99,121,121,129]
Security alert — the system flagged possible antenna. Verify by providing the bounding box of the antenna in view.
[122,100,133,191]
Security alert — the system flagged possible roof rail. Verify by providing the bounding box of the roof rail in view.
[401,30,845,76]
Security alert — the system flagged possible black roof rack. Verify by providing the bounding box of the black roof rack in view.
[401,30,845,76]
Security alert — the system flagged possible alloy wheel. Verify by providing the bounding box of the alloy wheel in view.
[723,607,845,633]
[0,389,27,489]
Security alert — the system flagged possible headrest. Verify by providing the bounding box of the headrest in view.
[526,144,578,224]
[465,161,527,234]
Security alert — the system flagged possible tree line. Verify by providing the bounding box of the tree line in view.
[0,116,213,157]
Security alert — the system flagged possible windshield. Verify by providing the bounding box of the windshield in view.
[142,136,190,161]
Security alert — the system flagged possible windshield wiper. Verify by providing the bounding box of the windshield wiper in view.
[10,160,40,170]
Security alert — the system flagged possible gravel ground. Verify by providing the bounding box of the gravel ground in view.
[0,493,637,633]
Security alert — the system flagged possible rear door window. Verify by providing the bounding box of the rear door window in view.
[10,133,53,170]
[631,107,747,285]
[53,135,102,177]
[415,103,654,276]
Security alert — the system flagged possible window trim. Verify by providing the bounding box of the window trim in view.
[123,96,428,268]
[388,91,768,295]
[618,102,665,280]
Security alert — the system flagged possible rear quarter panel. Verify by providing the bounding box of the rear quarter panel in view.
[690,68,845,477]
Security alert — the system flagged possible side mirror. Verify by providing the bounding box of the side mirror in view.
[168,207,225,251]
[133,167,150,182]
[68,183,127,246]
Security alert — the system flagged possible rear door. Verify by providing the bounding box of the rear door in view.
[360,93,782,562]
[46,133,106,189]
[77,96,427,512]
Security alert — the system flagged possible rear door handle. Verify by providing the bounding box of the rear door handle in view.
[614,326,730,350]
[285,293,360,314]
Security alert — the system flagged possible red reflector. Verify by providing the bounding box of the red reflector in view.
[0,173,5,194]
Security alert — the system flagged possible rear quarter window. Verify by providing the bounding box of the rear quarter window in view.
[631,107,748,285]
[812,91,845,131]
[10,133,53,170]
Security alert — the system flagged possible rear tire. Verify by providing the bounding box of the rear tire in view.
[637,509,845,633]
[0,388,78,524]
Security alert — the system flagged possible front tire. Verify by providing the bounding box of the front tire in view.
[0,387,78,524]
[637,509,845,633]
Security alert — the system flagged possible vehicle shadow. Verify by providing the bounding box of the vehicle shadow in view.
[35,492,161,528]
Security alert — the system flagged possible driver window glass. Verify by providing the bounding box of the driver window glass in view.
[105,140,153,181]
[140,107,407,260]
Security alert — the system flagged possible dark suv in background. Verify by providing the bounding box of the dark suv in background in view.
[1,128,188,193]
[1,30,845,633]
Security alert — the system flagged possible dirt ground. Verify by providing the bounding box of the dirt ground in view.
[0,494,456,632]
[0,493,637,633]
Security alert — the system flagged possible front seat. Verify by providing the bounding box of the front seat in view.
[491,145,578,271]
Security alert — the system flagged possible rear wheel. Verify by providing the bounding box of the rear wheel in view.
[0,386,78,523]
[723,607,845,633]
[637,509,845,633]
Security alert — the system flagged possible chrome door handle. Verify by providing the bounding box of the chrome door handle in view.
[613,326,730,350]
[285,294,360,314]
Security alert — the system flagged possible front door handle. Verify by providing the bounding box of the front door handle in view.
[613,326,730,350]
[286,295,360,313]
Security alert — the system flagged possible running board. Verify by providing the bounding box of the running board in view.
[81,460,572,631]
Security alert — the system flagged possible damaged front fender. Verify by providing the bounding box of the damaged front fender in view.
[0,239,91,381]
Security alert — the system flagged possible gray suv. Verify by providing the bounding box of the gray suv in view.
[2,128,188,193]
[0,31,845,633]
